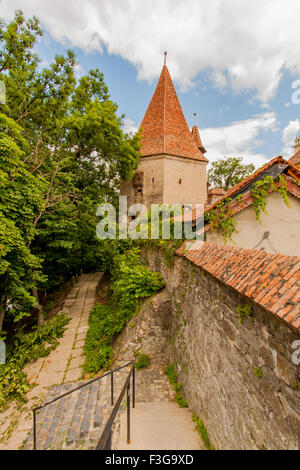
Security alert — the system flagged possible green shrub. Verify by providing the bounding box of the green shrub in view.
[135,353,150,370]
[83,305,115,373]
[0,314,70,409]
[164,363,188,408]
[9,314,70,368]
[253,366,264,378]
[236,304,252,324]
[111,247,165,310]
[83,247,164,374]
[0,364,31,408]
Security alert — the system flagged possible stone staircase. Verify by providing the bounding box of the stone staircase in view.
[24,366,176,450]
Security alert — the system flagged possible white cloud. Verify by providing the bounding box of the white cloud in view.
[281,119,300,157]
[74,63,84,80]
[200,112,278,168]
[2,0,300,103]
[123,117,138,135]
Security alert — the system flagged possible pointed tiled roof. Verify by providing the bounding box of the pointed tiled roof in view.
[191,124,207,154]
[139,65,207,162]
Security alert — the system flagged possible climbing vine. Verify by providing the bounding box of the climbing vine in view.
[205,197,236,243]
[276,175,291,208]
[250,175,290,222]
[206,175,291,242]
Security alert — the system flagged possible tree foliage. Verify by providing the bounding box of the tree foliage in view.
[207,157,255,190]
[0,113,45,331]
[84,247,164,374]
[0,313,70,408]
[0,10,141,331]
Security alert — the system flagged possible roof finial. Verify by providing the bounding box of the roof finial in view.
[193,112,197,125]
[164,51,167,66]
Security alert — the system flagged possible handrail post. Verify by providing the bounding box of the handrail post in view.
[106,430,112,450]
[132,364,135,409]
[33,409,37,450]
[30,361,135,450]
[111,371,114,406]
[127,382,130,444]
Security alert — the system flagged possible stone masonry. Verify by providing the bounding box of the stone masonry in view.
[142,247,300,450]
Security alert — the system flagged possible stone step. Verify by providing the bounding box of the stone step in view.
[24,370,130,450]
[24,366,176,450]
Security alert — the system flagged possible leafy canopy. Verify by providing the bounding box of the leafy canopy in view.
[0,10,141,332]
[207,157,255,190]
[84,246,164,374]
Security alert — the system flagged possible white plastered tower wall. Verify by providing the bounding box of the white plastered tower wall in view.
[120,60,208,211]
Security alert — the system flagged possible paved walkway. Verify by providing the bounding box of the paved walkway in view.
[25,273,102,387]
[117,402,202,450]
[0,273,102,450]
[1,272,203,450]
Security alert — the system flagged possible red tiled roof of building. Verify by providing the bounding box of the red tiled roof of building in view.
[191,124,207,154]
[208,187,226,196]
[289,149,300,168]
[196,174,300,233]
[139,65,208,162]
[206,156,286,210]
[176,241,300,330]
[183,156,300,223]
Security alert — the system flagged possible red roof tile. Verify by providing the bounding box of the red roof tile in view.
[139,65,207,162]
[208,188,226,195]
[199,175,299,233]
[206,156,286,210]
[183,156,300,224]
[176,242,300,331]
[289,149,300,167]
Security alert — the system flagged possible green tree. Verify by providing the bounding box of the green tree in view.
[0,113,45,331]
[207,157,255,190]
[0,11,140,331]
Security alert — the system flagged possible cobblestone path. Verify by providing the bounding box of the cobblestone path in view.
[0,273,102,450]
[1,272,178,450]
[25,273,102,387]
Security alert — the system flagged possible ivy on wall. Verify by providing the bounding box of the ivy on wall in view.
[250,175,290,222]
[206,175,290,243]
[205,197,236,243]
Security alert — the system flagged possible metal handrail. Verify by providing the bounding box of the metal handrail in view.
[96,362,135,450]
[32,361,135,450]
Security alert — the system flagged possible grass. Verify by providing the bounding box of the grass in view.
[192,414,215,450]
[164,363,188,408]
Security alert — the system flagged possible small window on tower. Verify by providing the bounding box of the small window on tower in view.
[152,178,155,183]
[178,179,182,184]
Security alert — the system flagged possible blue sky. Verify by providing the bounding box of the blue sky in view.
[2,0,300,168]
